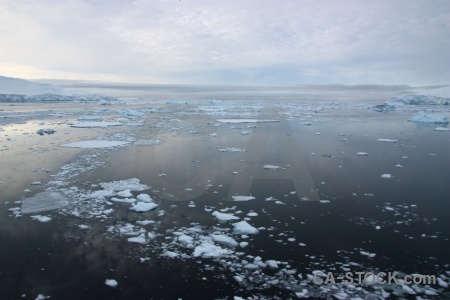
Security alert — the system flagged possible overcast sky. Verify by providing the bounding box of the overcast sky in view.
[1,0,449,85]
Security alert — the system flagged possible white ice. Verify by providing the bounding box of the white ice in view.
[130,202,158,212]
[232,196,256,201]
[134,140,162,146]
[193,241,233,258]
[212,211,240,221]
[30,215,52,222]
[60,140,129,148]
[263,165,281,170]
[21,192,68,213]
[210,234,238,247]
[233,221,259,235]
[104,279,118,288]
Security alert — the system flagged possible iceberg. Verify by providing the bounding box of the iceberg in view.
[409,111,449,124]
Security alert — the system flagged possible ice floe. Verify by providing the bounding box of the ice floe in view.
[104,279,118,288]
[212,211,240,221]
[21,192,68,213]
[232,221,259,235]
[216,119,280,123]
[30,215,52,222]
[134,139,162,145]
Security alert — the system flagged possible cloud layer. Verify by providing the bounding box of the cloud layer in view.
[1,0,449,85]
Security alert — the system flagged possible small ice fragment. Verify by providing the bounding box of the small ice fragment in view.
[127,233,148,244]
[233,221,259,235]
[136,193,153,202]
[130,202,158,212]
[210,234,238,247]
[212,211,239,221]
[218,147,245,152]
[377,139,398,142]
[134,139,162,145]
[117,189,133,197]
[263,165,280,170]
[232,195,256,201]
[375,226,381,230]
[104,279,118,288]
[435,127,449,131]
[357,152,368,156]
[193,242,233,258]
[360,251,376,258]
[71,121,122,128]
[30,215,52,222]
[395,164,403,168]
[381,174,393,178]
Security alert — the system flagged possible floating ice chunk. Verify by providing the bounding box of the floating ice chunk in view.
[36,128,56,135]
[435,127,450,131]
[122,109,144,118]
[127,233,148,244]
[375,226,381,230]
[216,119,280,124]
[263,165,280,170]
[88,190,116,199]
[78,115,103,121]
[104,279,118,288]
[437,277,449,288]
[232,195,256,201]
[60,140,129,148]
[409,111,449,124]
[71,122,122,128]
[402,284,416,295]
[377,138,398,142]
[218,147,245,152]
[357,152,369,156]
[395,164,403,168]
[301,122,312,125]
[247,212,258,217]
[110,197,136,203]
[193,242,233,258]
[31,215,52,222]
[295,289,309,298]
[211,234,238,247]
[134,139,162,146]
[136,193,153,202]
[333,292,349,300]
[163,251,179,258]
[130,202,158,212]
[212,211,240,221]
[35,294,50,300]
[136,220,155,225]
[319,200,330,203]
[385,206,395,211]
[234,275,244,283]
[100,178,148,191]
[117,189,133,197]
[360,251,376,258]
[275,201,285,205]
[381,174,393,178]
[78,225,90,230]
[21,192,68,213]
[233,221,259,235]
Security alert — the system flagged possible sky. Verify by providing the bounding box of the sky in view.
[0,0,449,86]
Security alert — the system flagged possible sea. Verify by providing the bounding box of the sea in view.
[0,83,449,299]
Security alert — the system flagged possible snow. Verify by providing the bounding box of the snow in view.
[30,215,52,222]
[212,211,240,221]
[210,234,239,247]
[130,202,158,212]
[21,192,68,213]
[233,221,259,235]
[71,121,123,128]
[104,279,118,288]
[409,111,449,124]
[232,196,256,202]
[60,140,130,148]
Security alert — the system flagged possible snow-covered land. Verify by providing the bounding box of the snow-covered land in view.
[0,75,117,102]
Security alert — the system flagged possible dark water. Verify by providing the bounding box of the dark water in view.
[1,99,450,299]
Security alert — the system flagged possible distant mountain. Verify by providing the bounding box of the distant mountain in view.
[0,75,117,102]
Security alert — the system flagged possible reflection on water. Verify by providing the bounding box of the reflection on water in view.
[1,98,449,299]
